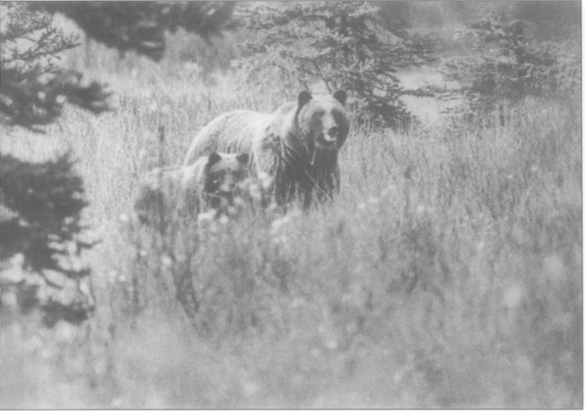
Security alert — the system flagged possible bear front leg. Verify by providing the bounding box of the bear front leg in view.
[313,167,339,205]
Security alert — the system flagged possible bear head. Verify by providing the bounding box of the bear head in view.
[296,90,350,152]
[201,152,250,211]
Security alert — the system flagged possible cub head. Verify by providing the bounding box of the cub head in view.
[202,152,250,210]
[296,90,350,151]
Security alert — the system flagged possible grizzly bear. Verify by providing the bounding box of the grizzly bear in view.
[134,152,249,227]
[183,90,350,209]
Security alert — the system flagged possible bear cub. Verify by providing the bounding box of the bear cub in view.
[134,152,249,227]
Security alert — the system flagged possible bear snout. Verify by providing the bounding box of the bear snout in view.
[318,128,339,147]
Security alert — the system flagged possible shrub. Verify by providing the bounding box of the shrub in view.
[0,2,111,131]
[442,13,581,121]
[0,153,95,326]
[235,2,435,129]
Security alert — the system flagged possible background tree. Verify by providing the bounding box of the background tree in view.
[442,12,581,123]
[0,2,111,130]
[0,154,95,326]
[1,2,235,130]
[34,2,236,62]
[235,2,435,129]
[0,2,235,324]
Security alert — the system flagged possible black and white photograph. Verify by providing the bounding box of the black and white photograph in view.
[0,1,582,408]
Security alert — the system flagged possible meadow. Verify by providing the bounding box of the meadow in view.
[1,29,582,407]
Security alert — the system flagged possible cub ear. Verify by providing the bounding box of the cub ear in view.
[207,152,222,166]
[298,91,312,108]
[333,90,347,106]
[236,153,249,165]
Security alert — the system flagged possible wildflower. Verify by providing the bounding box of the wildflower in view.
[248,182,262,201]
[140,89,153,99]
[544,254,564,281]
[55,322,77,342]
[242,380,260,397]
[79,280,91,295]
[475,240,485,252]
[271,212,298,234]
[119,213,130,223]
[381,183,398,197]
[271,217,287,232]
[197,209,217,223]
[503,284,524,309]
[258,171,273,190]
[357,196,379,211]
[24,335,44,353]
[38,73,52,85]
[0,292,17,308]
[161,255,173,267]
[233,197,245,208]
[108,270,117,282]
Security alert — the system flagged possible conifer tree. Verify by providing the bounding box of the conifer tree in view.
[0,2,235,324]
[236,2,434,129]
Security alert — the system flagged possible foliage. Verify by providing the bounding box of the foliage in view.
[1,2,236,130]
[442,13,581,118]
[0,3,581,407]
[0,2,111,130]
[512,2,581,40]
[36,2,236,62]
[235,2,435,129]
[0,153,95,326]
[1,58,581,406]
[0,2,236,326]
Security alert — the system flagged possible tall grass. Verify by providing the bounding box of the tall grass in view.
[1,34,581,407]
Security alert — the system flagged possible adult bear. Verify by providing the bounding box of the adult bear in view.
[183,90,350,209]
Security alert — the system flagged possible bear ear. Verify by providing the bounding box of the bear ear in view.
[333,90,347,106]
[236,153,249,165]
[207,152,222,166]
[298,91,312,108]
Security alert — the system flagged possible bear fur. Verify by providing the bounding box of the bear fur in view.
[183,90,350,209]
[134,152,249,227]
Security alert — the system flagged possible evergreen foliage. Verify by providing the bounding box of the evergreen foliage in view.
[35,2,236,61]
[442,13,581,118]
[0,2,111,131]
[236,2,435,129]
[0,2,234,324]
[0,153,95,326]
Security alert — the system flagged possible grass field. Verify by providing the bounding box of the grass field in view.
[1,32,582,408]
